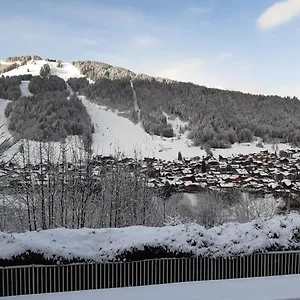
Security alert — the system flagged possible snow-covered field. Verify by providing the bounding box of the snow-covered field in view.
[2,60,81,80]
[4,275,300,300]
[213,141,293,158]
[1,213,300,262]
[0,59,297,161]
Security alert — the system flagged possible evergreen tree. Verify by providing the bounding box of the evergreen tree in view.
[39,64,51,78]
[201,157,207,173]
[177,151,183,161]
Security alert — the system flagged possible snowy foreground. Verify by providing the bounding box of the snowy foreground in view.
[2,214,300,262]
[4,275,300,300]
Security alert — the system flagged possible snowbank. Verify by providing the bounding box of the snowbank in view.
[1,214,300,264]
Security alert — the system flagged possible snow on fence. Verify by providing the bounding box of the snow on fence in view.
[2,251,300,297]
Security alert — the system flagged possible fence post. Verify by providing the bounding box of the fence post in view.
[195,257,198,281]
[65,265,68,292]
[165,259,169,284]
[97,263,100,289]
[298,252,300,274]
[290,252,294,275]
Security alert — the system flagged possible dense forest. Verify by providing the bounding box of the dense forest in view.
[72,61,300,148]
[3,65,93,146]
[5,92,93,143]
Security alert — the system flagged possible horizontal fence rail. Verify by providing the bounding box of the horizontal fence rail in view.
[1,251,300,297]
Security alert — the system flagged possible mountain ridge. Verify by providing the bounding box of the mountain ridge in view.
[0,56,299,161]
[71,60,300,149]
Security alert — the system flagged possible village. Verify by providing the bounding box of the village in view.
[144,148,300,198]
[0,148,300,199]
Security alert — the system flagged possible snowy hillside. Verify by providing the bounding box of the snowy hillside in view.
[1,213,300,263]
[0,58,296,161]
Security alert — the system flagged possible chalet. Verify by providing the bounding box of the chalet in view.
[282,179,293,189]
[207,159,219,167]
[181,175,196,183]
[183,181,200,192]
[235,168,249,177]
[220,182,235,189]
[182,168,193,175]
[279,150,293,158]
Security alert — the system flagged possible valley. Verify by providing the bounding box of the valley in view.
[0,55,299,233]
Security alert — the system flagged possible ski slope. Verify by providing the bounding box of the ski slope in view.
[0,59,296,161]
[3,275,300,300]
[20,81,33,97]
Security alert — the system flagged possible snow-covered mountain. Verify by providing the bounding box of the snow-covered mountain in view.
[0,58,294,161]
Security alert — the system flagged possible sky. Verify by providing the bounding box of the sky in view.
[1,0,300,98]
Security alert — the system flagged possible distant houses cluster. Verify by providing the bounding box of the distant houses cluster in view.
[145,149,300,197]
[1,149,300,198]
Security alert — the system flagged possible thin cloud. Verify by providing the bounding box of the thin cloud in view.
[157,59,203,82]
[75,38,101,46]
[186,5,211,14]
[155,58,223,88]
[134,36,159,47]
[256,0,300,30]
[218,52,233,59]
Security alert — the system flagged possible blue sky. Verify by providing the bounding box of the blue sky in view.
[1,0,300,97]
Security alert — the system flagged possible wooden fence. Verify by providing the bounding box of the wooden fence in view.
[2,251,300,297]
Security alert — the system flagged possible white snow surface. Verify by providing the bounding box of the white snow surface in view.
[213,141,292,158]
[1,213,300,262]
[2,60,81,80]
[4,275,300,300]
[0,59,297,161]
[20,81,33,97]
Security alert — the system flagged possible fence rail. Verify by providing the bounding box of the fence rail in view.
[2,251,300,297]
